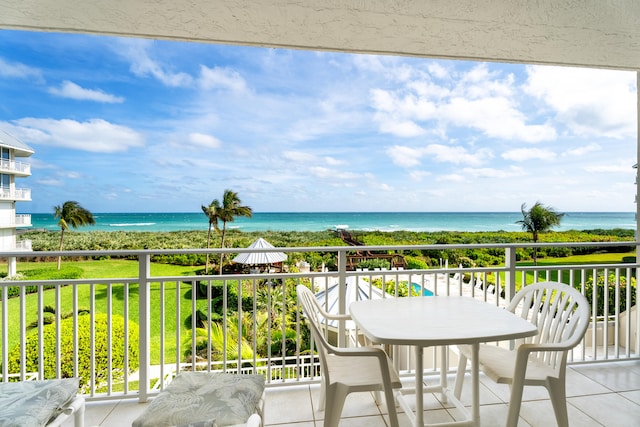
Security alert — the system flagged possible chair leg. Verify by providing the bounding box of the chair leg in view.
[547,377,569,427]
[505,378,525,427]
[383,386,400,427]
[323,384,348,427]
[453,352,468,399]
[318,378,327,411]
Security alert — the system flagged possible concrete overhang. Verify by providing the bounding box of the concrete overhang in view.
[0,0,639,70]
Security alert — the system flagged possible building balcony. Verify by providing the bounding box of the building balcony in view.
[0,158,31,176]
[0,243,638,426]
[0,214,31,229]
[0,187,30,201]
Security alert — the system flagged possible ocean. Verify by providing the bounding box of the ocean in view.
[25,212,636,233]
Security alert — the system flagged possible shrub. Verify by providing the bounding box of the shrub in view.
[357,258,391,270]
[584,273,637,317]
[6,313,139,390]
[405,256,429,270]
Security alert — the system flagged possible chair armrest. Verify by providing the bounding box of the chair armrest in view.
[516,341,578,355]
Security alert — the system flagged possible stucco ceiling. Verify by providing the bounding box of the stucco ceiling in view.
[1,0,639,70]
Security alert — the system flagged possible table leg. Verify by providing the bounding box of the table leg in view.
[415,345,423,427]
[440,346,448,404]
[471,343,480,425]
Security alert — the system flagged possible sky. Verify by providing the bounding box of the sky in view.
[0,30,637,214]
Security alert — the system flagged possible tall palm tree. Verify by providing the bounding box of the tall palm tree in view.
[53,201,95,269]
[205,189,253,274]
[201,200,221,274]
[517,201,564,265]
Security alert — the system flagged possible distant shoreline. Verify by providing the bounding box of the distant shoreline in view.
[24,212,636,234]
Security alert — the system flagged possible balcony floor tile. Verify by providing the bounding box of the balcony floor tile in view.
[68,361,640,427]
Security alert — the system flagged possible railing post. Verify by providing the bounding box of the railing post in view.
[505,246,517,302]
[138,253,151,402]
[337,248,347,347]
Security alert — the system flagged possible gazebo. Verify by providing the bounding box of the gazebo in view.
[232,237,287,273]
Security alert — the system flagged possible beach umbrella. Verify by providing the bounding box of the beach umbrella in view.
[232,237,287,265]
[314,276,393,330]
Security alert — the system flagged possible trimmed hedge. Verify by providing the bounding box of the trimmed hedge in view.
[6,313,139,389]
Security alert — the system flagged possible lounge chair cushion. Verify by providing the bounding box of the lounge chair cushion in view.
[132,373,265,427]
[0,378,79,427]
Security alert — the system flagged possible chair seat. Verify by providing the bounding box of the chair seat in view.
[131,373,265,427]
[326,352,402,389]
[0,378,83,427]
[458,344,558,385]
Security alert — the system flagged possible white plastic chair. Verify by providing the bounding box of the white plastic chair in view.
[296,285,401,427]
[453,281,590,427]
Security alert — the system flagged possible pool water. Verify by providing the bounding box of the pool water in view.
[411,283,434,296]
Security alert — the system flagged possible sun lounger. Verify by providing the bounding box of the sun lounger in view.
[0,378,84,427]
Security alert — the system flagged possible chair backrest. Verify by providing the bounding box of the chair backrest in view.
[296,285,336,383]
[508,281,590,370]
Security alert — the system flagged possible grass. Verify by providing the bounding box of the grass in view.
[0,260,212,364]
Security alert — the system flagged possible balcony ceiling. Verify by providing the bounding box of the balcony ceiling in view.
[1,0,639,71]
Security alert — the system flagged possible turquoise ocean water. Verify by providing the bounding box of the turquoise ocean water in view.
[26,212,636,233]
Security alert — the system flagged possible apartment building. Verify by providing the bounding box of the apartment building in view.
[0,129,33,276]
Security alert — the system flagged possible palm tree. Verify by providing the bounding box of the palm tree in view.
[205,189,253,274]
[53,201,95,269]
[517,202,564,265]
[201,200,221,274]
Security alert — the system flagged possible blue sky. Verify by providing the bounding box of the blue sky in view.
[0,30,637,213]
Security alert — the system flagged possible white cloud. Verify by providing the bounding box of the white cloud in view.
[502,148,557,162]
[423,144,493,166]
[49,80,124,103]
[437,174,465,182]
[409,170,431,181]
[199,66,248,92]
[370,63,556,143]
[0,57,44,83]
[186,132,222,149]
[440,96,556,143]
[283,151,316,163]
[117,39,193,87]
[461,166,526,179]
[36,178,63,186]
[584,162,633,173]
[386,145,424,167]
[563,143,601,157]
[524,66,636,138]
[309,166,360,181]
[8,118,144,153]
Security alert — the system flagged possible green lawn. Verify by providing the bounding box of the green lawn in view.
[1,260,213,364]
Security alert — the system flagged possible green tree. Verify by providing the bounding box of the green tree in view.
[517,201,564,264]
[201,200,221,274]
[53,201,95,269]
[209,189,253,274]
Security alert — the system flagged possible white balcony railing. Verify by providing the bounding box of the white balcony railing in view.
[0,187,31,201]
[0,159,31,176]
[0,214,31,229]
[0,242,638,402]
[15,214,31,226]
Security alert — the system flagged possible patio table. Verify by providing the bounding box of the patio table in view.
[349,296,537,427]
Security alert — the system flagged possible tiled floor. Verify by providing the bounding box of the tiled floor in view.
[72,360,640,427]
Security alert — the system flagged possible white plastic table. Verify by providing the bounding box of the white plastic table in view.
[349,296,537,427]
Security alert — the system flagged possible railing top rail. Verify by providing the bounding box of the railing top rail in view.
[0,240,637,258]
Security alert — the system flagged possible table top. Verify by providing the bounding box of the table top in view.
[349,296,538,346]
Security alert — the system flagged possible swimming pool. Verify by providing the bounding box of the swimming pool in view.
[411,283,434,296]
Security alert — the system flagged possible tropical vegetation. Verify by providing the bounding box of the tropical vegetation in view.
[201,189,253,274]
[53,200,95,269]
[517,201,564,265]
